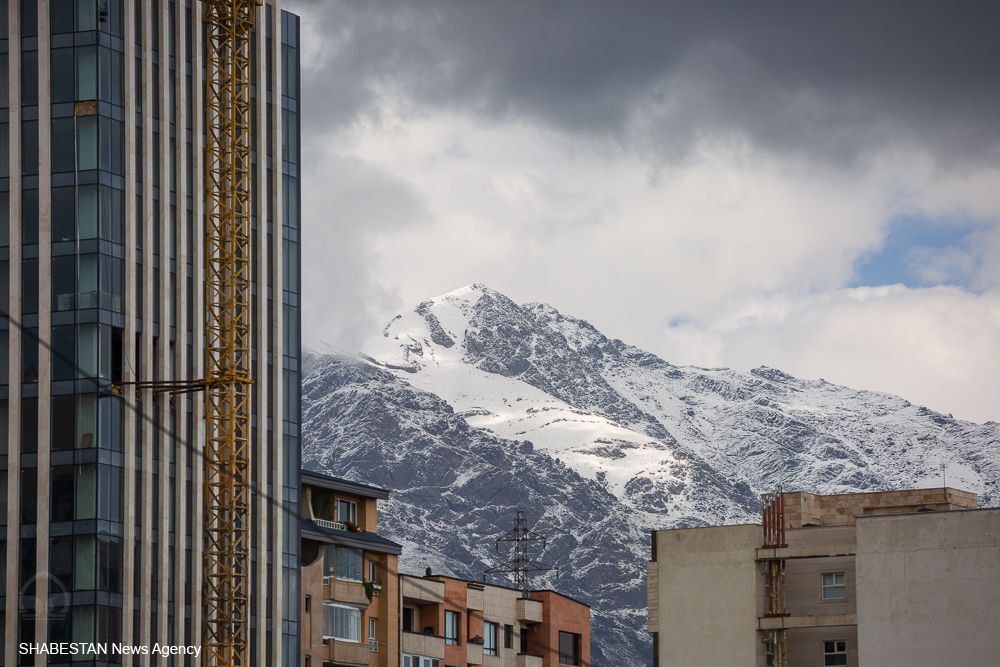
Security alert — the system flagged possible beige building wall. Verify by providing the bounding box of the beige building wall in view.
[481,585,524,667]
[784,525,857,619]
[856,508,1000,667]
[650,524,762,666]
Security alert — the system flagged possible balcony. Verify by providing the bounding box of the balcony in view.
[402,577,445,605]
[516,598,543,623]
[314,518,347,531]
[401,631,445,660]
[466,586,484,611]
[325,578,371,608]
[323,639,370,666]
[516,654,543,667]
[466,641,484,665]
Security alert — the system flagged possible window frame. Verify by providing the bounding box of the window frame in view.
[402,607,414,633]
[823,640,848,666]
[559,631,581,666]
[323,602,361,643]
[337,498,357,525]
[484,621,498,656]
[323,545,364,582]
[821,572,846,600]
[402,656,440,667]
[444,610,459,646]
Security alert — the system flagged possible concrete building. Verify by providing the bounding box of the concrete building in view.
[400,573,590,667]
[1,1,302,665]
[647,488,999,667]
[300,472,402,667]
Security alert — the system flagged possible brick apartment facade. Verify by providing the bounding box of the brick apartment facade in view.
[647,487,1000,667]
[400,573,591,667]
[300,472,403,667]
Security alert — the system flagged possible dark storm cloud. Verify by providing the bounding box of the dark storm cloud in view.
[287,0,1000,166]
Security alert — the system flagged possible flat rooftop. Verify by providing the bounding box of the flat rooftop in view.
[783,487,977,528]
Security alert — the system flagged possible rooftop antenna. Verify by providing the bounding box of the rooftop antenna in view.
[940,462,947,488]
[484,511,558,599]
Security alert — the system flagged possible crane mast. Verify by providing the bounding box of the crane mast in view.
[202,1,259,665]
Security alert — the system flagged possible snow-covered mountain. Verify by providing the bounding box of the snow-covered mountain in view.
[302,283,1000,666]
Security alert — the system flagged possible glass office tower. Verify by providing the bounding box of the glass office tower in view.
[0,1,302,665]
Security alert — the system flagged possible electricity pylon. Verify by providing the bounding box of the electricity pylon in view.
[484,511,558,599]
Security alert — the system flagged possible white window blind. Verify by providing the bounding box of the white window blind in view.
[323,603,360,642]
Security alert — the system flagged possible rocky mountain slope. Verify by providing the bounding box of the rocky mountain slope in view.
[302,284,999,666]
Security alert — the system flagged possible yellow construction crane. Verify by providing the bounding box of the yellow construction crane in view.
[202,1,259,665]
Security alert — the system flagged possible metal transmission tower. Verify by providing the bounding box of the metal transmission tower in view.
[202,1,259,666]
[484,511,558,598]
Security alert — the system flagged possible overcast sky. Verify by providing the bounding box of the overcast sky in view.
[285,0,1000,424]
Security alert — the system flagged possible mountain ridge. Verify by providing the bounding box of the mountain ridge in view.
[302,283,999,665]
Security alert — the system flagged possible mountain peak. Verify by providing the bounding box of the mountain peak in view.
[429,282,500,304]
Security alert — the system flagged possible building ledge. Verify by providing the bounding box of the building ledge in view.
[756,544,855,560]
[758,613,857,630]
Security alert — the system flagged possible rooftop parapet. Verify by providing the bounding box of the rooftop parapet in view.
[784,487,976,528]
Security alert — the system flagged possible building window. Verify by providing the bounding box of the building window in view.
[559,631,581,666]
[337,498,357,525]
[403,608,414,633]
[504,624,512,649]
[369,617,376,640]
[445,611,459,646]
[824,640,847,666]
[369,559,377,582]
[402,656,440,667]
[323,603,360,643]
[304,595,311,613]
[822,573,846,600]
[484,621,498,656]
[323,545,363,582]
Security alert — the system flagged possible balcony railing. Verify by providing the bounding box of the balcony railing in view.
[369,639,378,653]
[314,518,346,531]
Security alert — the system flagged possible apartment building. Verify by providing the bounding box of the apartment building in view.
[300,471,402,667]
[646,487,1000,667]
[1,1,303,665]
[400,573,590,667]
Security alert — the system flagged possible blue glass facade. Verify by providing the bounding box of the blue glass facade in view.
[0,1,301,665]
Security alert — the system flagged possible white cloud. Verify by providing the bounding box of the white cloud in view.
[303,102,1000,423]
